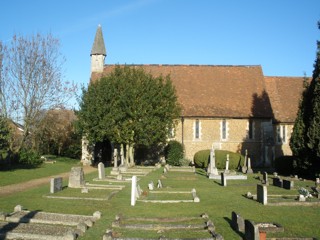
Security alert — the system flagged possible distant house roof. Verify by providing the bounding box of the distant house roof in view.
[265,76,306,123]
[91,64,274,119]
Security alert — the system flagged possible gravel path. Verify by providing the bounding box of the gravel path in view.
[0,166,96,197]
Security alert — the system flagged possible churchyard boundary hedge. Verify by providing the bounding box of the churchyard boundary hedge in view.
[194,149,245,170]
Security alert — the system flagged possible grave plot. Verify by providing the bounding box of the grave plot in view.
[245,181,320,206]
[105,214,223,239]
[138,189,199,203]
[0,206,101,239]
[45,187,120,201]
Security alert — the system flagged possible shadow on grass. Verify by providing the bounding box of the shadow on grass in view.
[0,210,41,239]
[223,217,245,239]
[0,163,42,172]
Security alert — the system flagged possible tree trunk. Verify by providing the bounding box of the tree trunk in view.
[129,143,135,166]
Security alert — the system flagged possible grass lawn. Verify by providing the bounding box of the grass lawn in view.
[0,167,319,239]
[0,156,80,186]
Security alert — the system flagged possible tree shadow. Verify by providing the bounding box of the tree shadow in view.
[238,90,284,168]
[0,210,40,239]
[223,217,245,239]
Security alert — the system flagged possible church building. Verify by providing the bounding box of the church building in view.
[81,25,306,167]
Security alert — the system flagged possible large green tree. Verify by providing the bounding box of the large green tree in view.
[77,66,181,165]
[290,21,320,174]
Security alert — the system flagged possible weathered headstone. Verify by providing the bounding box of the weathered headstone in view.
[131,176,137,206]
[221,172,227,187]
[50,177,63,193]
[98,162,105,180]
[246,157,253,174]
[245,220,260,240]
[242,149,248,173]
[148,181,154,190]
[68,167,85,188]
[273,177,283,188]
[191,188,200,202]
[231,211,245,233]
[224,154,230,174]
[262,172,268,185]
[283,179,294,190]
[157,179,163,188]
[257,184,267,205]
[208,148,219,177]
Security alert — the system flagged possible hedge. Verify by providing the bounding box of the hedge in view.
[194,149,245,170]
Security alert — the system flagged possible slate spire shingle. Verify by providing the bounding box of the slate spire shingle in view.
[91,24,106,56]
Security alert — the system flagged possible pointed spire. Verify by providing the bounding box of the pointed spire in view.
[91,24,106,56]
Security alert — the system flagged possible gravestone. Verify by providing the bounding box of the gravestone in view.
[224,154,230,174]
[262,172,268,185]
[98,162,105,180]
[191,188,200,202]
[221,172,227,187]
[245,220,260,240]
[50,177,63,193]
[68,167,85,188]
[257,184,267,205]
[208,148,218,177]
[131,176,137,206]
[242,149,248,173]
[148,181,154,190]
[316,178,320,188]
[283,179,294,190]
[246,157,253,174]
[157,179,163,188]
[273,177,283,188]
[231,211,245,233]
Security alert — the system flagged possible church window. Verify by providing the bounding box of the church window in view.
[221,119,228,140]
[194,119,201,140]
[276,125,287,144]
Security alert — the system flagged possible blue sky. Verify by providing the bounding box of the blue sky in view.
[1,0,319,108]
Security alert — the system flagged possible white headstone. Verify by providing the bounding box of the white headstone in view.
[224,154,230,174]
[131,176,137,206]
[98,162,105,180]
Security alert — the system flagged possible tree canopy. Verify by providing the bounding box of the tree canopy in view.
[0,33,76,151]
[76,65,181,164]
[290,21,320,174]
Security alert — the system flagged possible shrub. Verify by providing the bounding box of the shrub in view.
[165,140,184,166]
[194,150,210,168]
[194,149,245,170]
[18,149,43,167]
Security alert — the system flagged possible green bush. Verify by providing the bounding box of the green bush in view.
[18,149,43,167]
[194,150,210,168]
[194,149,245,170]
[165,140,184,166]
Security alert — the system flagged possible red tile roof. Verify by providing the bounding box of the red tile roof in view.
[265,76,306,123]
[92,64,274,118]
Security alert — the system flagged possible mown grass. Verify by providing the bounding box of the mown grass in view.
[0,156,80,186]
[0,167,319,239]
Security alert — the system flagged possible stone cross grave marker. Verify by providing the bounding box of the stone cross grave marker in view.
[98,162,105,180]
[68,167,85,188]
[50,177,63,193]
